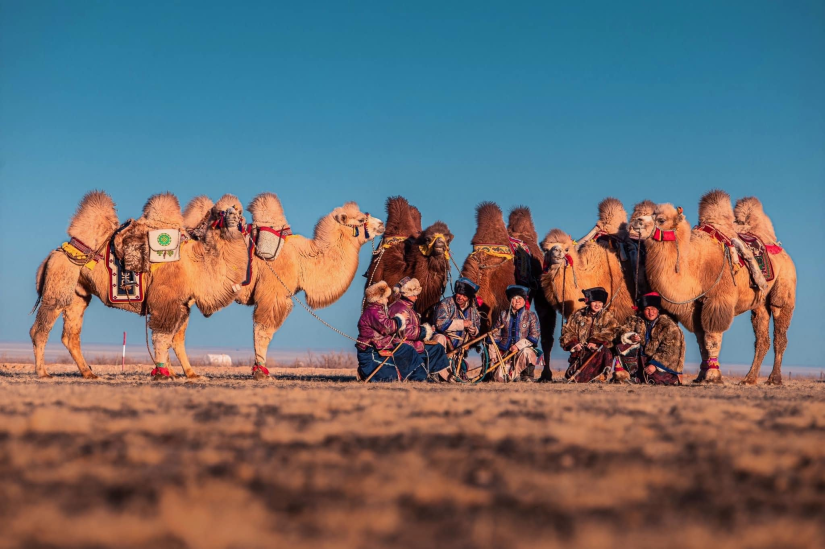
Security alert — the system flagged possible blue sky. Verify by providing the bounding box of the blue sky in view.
[1,1,823,367]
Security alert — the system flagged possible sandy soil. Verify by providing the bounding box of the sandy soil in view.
[1,362,823,549]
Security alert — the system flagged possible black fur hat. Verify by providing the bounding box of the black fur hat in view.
[637,292,662,311]
[505,285,530,300]
[579,287,608,304]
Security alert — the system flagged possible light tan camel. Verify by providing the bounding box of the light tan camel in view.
[630,190,796,384]
[234,202,384,371]
[30,191,250,379]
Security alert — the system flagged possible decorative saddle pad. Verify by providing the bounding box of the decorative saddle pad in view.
[148,229,181,263]
[106,242,145,303]
[737,232,776,282]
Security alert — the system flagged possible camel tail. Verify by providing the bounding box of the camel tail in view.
[67,190,119,251]
[30,257,49,315]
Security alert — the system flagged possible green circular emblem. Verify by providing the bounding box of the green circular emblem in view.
[157,233,172,246]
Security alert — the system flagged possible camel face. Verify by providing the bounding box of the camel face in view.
[421,222,453,257]
[332,203,384,241]
[367,215,385,239]
[628,200,657,240]
[653,203,683,230]
[540,229,573,268]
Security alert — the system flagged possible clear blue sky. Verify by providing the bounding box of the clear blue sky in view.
[1,1,823,367]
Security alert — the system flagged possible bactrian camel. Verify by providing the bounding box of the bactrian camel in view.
[363,196,421,293]
[31,191,251,379]
[234,202,384,373]
[631,190,796,384]
[406,219,454,317]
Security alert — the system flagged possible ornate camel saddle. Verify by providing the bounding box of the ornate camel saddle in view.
[736,232,782,283]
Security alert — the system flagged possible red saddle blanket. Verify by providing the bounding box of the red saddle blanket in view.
[736,232,778,282]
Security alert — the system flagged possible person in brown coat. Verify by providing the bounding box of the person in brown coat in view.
[560,287,619,382]
[615,292,685,385]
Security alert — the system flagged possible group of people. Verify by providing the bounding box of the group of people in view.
[355,276,685,385]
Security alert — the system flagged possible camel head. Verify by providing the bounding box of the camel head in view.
[331,202,385,245]
[417,221,453,258]
[540,228,574,268]
[627,200,657,240]
[632,203,688,241]
[189,194,246,241]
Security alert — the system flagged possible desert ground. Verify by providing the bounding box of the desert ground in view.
[1,362,823,549]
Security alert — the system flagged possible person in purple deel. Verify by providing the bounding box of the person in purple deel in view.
[355,281,426,382]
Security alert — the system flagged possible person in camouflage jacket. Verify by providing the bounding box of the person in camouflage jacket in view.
[560,287,619,382]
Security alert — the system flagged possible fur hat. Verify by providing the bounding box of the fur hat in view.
[454,277,479,297]
[505,285,530,300]
[365,281,392,303]
[397,277,422,298]
[580,287,608,304]
[637,292,662,311]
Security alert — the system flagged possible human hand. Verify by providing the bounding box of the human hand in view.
[644,365,656,375]
[509,345,518,354]
[463,320,472,329]
[587,342,598,350]
[630,334,641,343]
[571,344,582,353]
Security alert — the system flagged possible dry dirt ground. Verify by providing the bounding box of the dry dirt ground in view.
[1,363,823,549]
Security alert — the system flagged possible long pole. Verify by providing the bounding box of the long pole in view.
[122,332,126,373]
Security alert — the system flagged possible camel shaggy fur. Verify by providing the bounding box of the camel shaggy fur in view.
[507,206,557,368]
[234,202,384,367]
[460,202,516,333]
[31,191,250,379]
[631,190,796,384]
[406,220,454,316]
[363,196,421,292]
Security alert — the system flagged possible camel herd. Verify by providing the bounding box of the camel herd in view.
[31,189,795,385]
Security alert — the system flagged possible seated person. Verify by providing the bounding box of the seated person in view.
[615,292,684,385]
[432,277,481,351]
[560,287,619,382]
[388,277,450,378]
[355,281,427,382]
[487,285,540,382]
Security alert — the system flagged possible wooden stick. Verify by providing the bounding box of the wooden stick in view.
[446,332,493,358]
[364,341,405,383]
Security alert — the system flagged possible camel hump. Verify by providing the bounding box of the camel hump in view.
[142,192,184,228]
[472,201,509,245]
[248,192,288,227]
[698,189,736,234]
[410,206,423,235]
[67,190,119,250]
[507,206,538,240]
[630,199,656,221]
[734,196,778,243]
[183,195,214,230]
[384,196,418,237]
[597,197,628,233]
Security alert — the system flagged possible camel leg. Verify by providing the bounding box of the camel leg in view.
[30,304,63,379]
[537,307,556,382]
[251,299,292,380]
[766,303,794,385]
[742,304,771,385]
[702,332,724,384]
[691,327,709,383]
[61,294,97,379]
[170,311,200,379]
[150,331,176,380]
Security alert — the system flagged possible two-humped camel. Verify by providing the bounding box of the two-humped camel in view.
[630,190,796,384]
[30,191,250,379]
[234,201,384,372]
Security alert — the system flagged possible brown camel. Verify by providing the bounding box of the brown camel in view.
[363,196,421,292]
[460,202,516,333]
[234,202,384,369]
[630,190,796,384]
[406,220,454,316]
[30,191,250,379]
[507,207,557,370]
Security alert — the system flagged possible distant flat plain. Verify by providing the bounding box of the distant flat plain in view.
[0,362,823,549]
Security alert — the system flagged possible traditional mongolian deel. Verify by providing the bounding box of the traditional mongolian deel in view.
[105,242,145,303]
[617,312,685,385]
[433,295,481,350]
[560,307,619,382]
[389,294,449,376]
[148,229,181,263]
[488,288,541,381]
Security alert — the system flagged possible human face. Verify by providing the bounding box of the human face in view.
[454,293,469,308]
[407,294,419,303]
[511,295,526,311]
[589,301,604,313]
[643,306,659,321]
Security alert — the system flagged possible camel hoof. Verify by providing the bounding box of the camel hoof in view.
[740,377,757,386]
[37,372,53,379]
[186,374,202,380]
[152,374,173,382]
[83,373,99,380]
[766,377,783,386]
[252,369,270,381]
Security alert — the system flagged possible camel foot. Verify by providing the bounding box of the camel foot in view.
[82,372,99,380]
[36,372,53,379]
[613,370,631,383]
[185,373,202,380]
[740,376,758,386]
[252,369,270,381]
[766,376,783,386]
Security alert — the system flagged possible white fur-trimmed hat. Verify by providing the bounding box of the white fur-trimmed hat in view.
[396,277,422,298]
[365,281,392,303]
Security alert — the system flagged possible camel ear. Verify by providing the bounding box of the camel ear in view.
[338,213,348,224]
